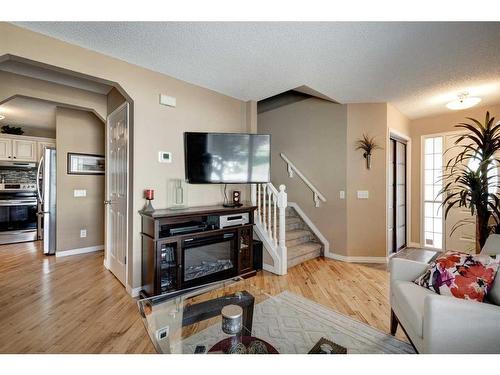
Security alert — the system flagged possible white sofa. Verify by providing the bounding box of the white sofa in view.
[390,235,500,354]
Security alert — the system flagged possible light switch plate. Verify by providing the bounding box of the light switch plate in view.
[339,190,345,199]
[159,151,172,163]
[74,189,86,197]
[357,190,369,199]
[159,94,176,107]
[80,229,87,238]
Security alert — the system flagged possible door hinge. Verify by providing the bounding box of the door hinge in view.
[124,255,127,264]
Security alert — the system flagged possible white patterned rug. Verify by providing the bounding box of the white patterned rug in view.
[182,291,415,354]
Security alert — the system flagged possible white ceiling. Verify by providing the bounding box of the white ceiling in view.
[14,22,500,119]
[0,97,57,130]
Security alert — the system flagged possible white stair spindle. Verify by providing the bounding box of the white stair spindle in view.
[273,196,277,247]
[267,187,272,239]
[256,184,261,223]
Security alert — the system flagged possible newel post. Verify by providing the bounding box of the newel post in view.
[278,184,288,275]
[251,183,257,205]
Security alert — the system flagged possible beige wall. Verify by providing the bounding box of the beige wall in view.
[0,23,251,289]
[56,107,105,252]
[409,103,500,244]
[258,98,348,256]
[0,70,107,120]
[346,103,388,257]
[388,103,410,136]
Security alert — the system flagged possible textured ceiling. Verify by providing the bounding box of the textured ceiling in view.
[0,97,56,130]
[14,22,500,119]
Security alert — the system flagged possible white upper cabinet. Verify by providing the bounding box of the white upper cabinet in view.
[0,138,12,161]
[37,141,56,161]
[12,139,37,162]
[0,135,55,162]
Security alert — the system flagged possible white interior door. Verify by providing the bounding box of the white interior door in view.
[106,103,129,285]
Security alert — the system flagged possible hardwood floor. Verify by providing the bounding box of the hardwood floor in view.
[0,241,406,353]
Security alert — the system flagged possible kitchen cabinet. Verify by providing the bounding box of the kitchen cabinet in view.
[0,138,12,160]
[0,135,55,162]
[12,139,37,161]
[37,141,56,160]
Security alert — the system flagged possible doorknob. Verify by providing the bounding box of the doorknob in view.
[104,200,112,205]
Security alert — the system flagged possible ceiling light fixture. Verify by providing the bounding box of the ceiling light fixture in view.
[0,114,5,121]
[446,92,482,110]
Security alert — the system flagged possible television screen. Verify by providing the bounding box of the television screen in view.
[184,132,271,183]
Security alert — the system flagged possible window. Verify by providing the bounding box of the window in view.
[423,136,443,249]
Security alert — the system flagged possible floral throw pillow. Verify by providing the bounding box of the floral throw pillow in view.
[414,251,500,302]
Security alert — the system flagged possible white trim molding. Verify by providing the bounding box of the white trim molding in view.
[55,245,104,257]
[126,285,142,298]
[326,253,388,264]
[287,202,330,256]
[408,242,422,248]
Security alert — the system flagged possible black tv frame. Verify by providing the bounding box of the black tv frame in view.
[184,132,271,184]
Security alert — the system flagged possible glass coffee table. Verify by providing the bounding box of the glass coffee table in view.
[137,277,414,354]
[137,277,281,354]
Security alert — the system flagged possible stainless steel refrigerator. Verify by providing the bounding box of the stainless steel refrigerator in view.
[37,148,56,255]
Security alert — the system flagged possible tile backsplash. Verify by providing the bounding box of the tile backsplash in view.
[0,168,37,184]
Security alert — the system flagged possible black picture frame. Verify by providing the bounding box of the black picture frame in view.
[67,152,105,175]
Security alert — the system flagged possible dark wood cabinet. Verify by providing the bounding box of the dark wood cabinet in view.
[140,204,257,297]
[238,226,253,274]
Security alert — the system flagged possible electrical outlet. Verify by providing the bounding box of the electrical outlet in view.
[80,229,87,238]
[157,326,169,341]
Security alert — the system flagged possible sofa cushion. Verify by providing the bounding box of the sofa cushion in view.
[481,235,500,305]
[414,251,500,303]
[487,276,500,305]
[392,280,436,338]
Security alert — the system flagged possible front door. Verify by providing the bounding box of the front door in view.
[105,103,129,285]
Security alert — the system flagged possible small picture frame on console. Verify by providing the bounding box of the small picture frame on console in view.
[67,153,105,175]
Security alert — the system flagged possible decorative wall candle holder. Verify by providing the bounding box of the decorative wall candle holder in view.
[143,189,155,213]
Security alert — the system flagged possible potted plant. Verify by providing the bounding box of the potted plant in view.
[441,112,500,253]
[355,134,381,169]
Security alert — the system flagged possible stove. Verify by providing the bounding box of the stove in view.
[0,183,37,192]
[0,182,38,244]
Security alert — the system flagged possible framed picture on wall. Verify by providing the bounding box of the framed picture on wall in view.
[67,153,105,175]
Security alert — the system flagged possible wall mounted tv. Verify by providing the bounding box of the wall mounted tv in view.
[184,132,271,184]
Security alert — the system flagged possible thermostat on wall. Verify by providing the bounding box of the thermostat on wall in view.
[159,151,172,163]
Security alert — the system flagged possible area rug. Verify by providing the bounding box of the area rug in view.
[182,291,415,354]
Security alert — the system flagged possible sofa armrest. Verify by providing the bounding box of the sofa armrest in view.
[390,258,428,283]
[423,294,500,353]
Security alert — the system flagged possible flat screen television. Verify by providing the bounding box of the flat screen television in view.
[184,132,271,184]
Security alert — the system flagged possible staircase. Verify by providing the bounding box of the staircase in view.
[285,207,323,268]
[251,152,327,275]
[251,182,324,274]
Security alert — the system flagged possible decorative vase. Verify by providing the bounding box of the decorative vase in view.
[168,179,188,210]
[365,153,372,170]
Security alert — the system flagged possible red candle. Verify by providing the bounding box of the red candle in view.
[144,189,154,200]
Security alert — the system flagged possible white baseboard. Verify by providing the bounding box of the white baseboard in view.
[408,242,422,248]
[126,284,142,298]
[326,252,388,264]
[56,245,104,257]
[263,262,280,274]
